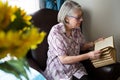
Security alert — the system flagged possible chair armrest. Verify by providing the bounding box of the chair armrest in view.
[80,50,120,80]
[27,57,43,73]
[94,62,120,80]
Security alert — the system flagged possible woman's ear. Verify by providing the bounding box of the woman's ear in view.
[65,17,69,24]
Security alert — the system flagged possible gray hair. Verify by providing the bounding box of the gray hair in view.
[57,0,82,24]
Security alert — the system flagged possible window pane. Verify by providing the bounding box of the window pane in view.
[2,0,40,14]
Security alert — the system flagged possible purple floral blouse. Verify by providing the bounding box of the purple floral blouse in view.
[44,23,87,80]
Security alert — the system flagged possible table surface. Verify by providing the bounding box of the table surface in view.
[0,67,46,80]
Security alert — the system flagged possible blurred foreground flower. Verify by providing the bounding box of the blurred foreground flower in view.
[0,1,46,80]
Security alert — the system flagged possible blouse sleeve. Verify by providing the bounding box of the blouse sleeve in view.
[80,33,86,48]
[77,28,86,48]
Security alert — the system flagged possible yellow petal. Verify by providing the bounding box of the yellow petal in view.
[11,14,16,22]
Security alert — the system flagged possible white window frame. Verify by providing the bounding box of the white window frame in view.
[2,0,40,14]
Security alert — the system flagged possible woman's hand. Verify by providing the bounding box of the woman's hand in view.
[88,50,102,60]
[94,37,104,44]
[82,37,104,50]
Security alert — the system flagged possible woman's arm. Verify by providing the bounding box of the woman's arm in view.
[81,42,94,51]
[58,50,101,64]
[81,38,104,51]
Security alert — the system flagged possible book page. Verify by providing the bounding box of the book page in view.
[95,36,114,50]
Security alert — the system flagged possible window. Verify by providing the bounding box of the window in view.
[2,0,40,14]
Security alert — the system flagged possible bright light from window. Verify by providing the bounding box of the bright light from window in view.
[2,0,40,14]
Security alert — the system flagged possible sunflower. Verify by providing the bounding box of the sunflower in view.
[0,1,46,80]
[0,1,14,30]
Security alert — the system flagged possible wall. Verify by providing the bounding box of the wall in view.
[73,0,120,61]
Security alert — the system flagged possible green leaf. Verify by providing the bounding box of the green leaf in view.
[0,58,29,80]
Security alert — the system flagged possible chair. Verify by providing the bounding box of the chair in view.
[27,8,120,80]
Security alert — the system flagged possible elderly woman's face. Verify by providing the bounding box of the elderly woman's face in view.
[67,9,83,29]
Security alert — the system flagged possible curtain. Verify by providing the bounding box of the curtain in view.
[45,0,64,10]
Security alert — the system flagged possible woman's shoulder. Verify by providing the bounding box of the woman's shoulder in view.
[50,23,65,33]
[52,22,64,29]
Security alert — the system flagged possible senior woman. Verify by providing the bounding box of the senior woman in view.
[44,0,103,80]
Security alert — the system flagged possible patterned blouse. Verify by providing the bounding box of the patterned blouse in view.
[44,23,87,80]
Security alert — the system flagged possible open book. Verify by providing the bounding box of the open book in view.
[91,36,116,68]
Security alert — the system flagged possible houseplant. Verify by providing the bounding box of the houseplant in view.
[0,1,46,80]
